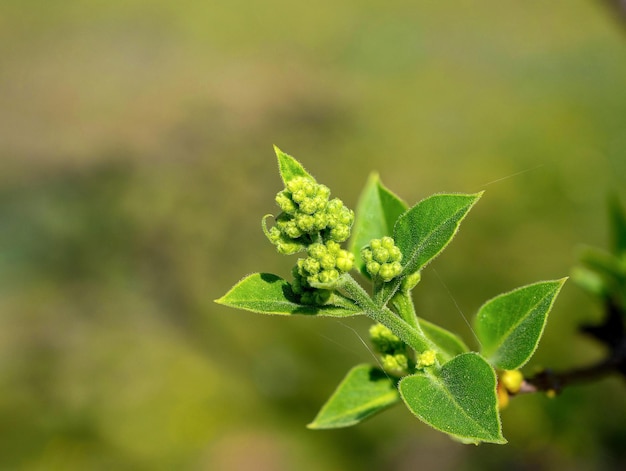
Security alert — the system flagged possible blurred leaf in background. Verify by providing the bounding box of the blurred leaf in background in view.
[1,0,626,470]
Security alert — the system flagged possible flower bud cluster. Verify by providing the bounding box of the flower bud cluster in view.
[298,241,355,286]
[265,177,354,255]
[416,350,436,368]
[369,323,409,375]
[291,241,355,304]
[361,236,403,282]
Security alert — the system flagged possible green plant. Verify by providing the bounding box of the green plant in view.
[521,195,626,394]
[216,147,566,444]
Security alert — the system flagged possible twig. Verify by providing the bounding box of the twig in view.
[519,296,626,395]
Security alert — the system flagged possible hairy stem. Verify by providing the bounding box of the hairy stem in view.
[340,275,435,354]
[390,290,420,331]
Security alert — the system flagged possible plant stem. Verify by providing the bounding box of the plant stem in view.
[519,297,626,395]
[341,275,435,353]
[520,357,623,395]
[390,291,420,331]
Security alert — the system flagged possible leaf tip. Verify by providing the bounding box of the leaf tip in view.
[472,190,485,202]
[367,171,380,182]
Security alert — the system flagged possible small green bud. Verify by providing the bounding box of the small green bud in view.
[416,350,437,368]
[263,218,305,255]
[369,323,404,354]
[329,224,351,242]
[301,257,320,275]
[289,178,316,203]
[326,198,343,213]
[379,262,402,282]
[325,240,342,255]
[319,254,336,270]
[362,237,403,282]
[295,213,317,232]
[275,190,298,215]
[366,261,381,276]
[381,236,395,249]
[324,199,354,243]
[401,271,421,291]
[335,251,355,272]
[318,269,340,284]
[373,247,390,263]
[382,353,409,374]
[307,243,326,260]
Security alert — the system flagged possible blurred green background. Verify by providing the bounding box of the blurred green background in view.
[2,1,626,469]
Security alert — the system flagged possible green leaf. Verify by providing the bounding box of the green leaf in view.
[609,194,626,256]
[215,273,361,317]
[399,352,505,444]
[308,364,400,429]
[419,318,469,362]
[349,173,408,274]
[474,279,567,370]
[274,146,315,185]
[394,193,482,276]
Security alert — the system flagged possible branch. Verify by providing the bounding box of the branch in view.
[518,296,626,395]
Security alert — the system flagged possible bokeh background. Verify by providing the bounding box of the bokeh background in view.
[2,1,626,469]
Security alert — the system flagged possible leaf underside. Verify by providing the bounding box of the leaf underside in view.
[308,364,400,429]
[399,352,505,444]
[215,273,361,317]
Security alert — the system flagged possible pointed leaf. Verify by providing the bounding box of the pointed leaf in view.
[474,279,567,370]
[419,318,469,362]
[394,193,482,276]
[399,352,505,444]
[308,364,400,429]
[215,273,361,317]
[274,146,315,185]
[349,173,408,275]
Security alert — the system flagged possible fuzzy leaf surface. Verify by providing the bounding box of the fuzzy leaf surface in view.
[215,273,360,317]
[349,173,408,275]
[474,279,566,369]
[308,364,399,429]
[274,146,314,185]
[394,193,482,276]
[399,352,505,444]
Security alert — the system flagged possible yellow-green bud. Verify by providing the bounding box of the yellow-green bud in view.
[369,323,404,354]
[416,350,437,368]
[382,353,409,374]
[500,369,524,394]
[362,237,403,282]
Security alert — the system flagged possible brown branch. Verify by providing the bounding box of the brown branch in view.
[520,357,623,395]
[518,296,626,396]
